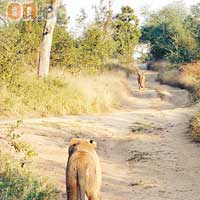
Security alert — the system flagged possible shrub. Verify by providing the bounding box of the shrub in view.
[6,120,38,167]
[147,61,171,71]
[79,26,116,70]
[190,112,200,142]
[0,72,129,117]
[157,62,200,143]
[106,59,139,77]
[0,152,60,200]
[157,62,200,100]
[112,6,141,60]
[141,2,199,64]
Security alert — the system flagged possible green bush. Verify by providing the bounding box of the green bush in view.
[0,152,60,200]
[0,2,140,118]
[0,72,129,117]
[113,6,141,61]
[141,2,200,64]
[79,26,116,69]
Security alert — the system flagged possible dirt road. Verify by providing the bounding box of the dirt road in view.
[1,71,200,200]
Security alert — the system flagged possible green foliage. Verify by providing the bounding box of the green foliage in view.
[16,21,44,67]
[0,21,43,86]
[0,1,139,117]
[57,4,68,26]
[0,72,128,116]
[7,120,38,166]
[141,2,199,63]
[0,152,60,200]
[0,0,68,83]
[0,1,140,79]
[52,25,116,73]
[51,26,76,68]
[79,26,116,69]
[0,25,21,85]
[185,3,200,55]
[93,0,113,31]
[113,6,141,60]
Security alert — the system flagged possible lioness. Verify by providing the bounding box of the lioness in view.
[137,71,145,90]
[66,138,102,200]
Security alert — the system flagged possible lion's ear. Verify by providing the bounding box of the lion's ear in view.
[70,138,80,146]
[89,140,97,148]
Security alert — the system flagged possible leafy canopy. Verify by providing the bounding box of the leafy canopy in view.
[141,2,200,63]
[113,6,141,60]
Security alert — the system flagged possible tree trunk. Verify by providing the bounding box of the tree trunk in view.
[38,0,59,76]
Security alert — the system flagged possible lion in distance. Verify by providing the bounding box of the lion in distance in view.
[138,71,146,90]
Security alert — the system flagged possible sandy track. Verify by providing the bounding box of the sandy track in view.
[1,71,200,200]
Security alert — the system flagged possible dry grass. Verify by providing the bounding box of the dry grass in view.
[147,60,171,71]
[155,86,172,100]
[190,112,200,142]
[158,62,200,100]
[106,59,139,78]
[0,70,129,118]
[158,61,200,142]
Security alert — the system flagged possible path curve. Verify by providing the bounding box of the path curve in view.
[1,70,200,200]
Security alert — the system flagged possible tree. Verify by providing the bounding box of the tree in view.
[38,0,60,76]
[80,26,116,66]
[141,2,198,63]
[185,3,200,54]
[112,6,141,61]
[51,26,76,68]
[94,0,113,31]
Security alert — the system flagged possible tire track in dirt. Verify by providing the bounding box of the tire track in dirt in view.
[0,71,200,200]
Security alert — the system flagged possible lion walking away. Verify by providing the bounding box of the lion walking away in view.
[66,138,102,200]
[137,71,145,91]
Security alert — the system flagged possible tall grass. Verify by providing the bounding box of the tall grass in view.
[0,71,129,117]
[0,152,60,200]
[157,62,200,100]
[190,112,200,142]
[157,62,200,142]
[147,61,171,71]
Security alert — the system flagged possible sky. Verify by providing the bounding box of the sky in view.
[63,0,199,30]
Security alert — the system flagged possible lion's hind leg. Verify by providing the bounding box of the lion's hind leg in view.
[87,193,100,200]
[67,185,80,200]
[67,168,80,200]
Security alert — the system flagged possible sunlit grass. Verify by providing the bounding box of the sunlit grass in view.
[190,112,200,142]
[158,62,200,142]
[0,152,60,200]
[0,71,129,117]
[158,62,200,100]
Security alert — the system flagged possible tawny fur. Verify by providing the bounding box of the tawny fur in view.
[66,138,102,200]
[138,72,145,90]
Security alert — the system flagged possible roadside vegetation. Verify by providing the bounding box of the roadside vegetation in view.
[0,0,141,198]
[0,152,60,200]
[141,2,200,141]
[0,121,60,199]
[190,112,200,142]
[0,0,140,118]
[157,62,200,100]
[1,71,129,117]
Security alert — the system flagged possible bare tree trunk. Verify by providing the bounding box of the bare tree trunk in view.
[38,0,59,76]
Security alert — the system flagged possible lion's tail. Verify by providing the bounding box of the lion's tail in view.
[77,167,86,200]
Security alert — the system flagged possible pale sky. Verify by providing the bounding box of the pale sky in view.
[63,0,199,30]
